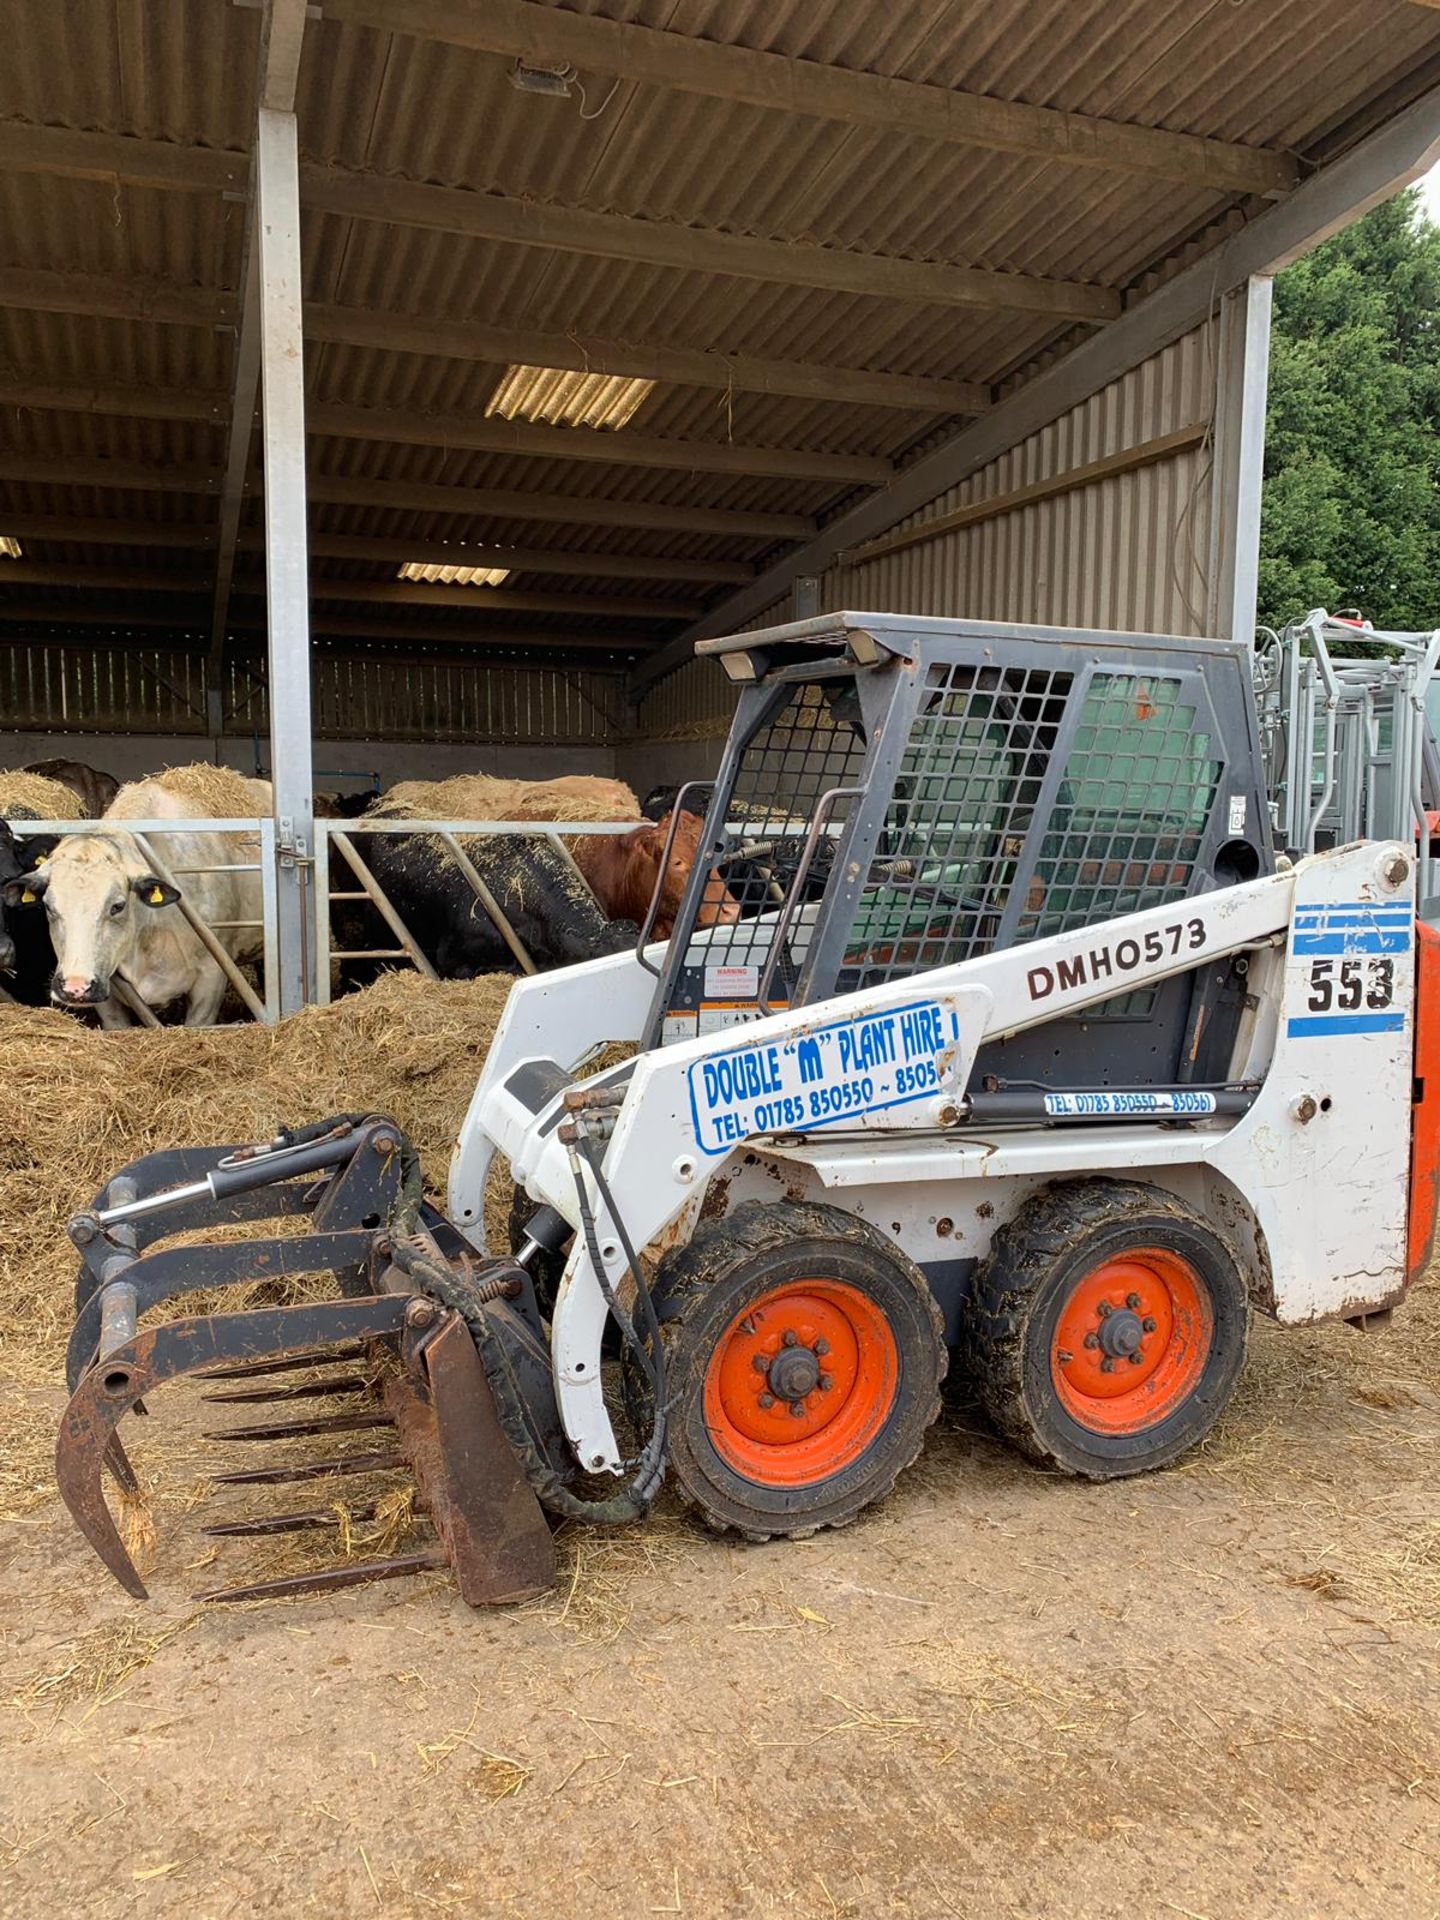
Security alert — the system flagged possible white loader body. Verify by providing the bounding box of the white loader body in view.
[450,839,1419,1476]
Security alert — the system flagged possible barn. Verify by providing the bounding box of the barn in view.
[5,10,1440,1915]
[2,2,1439,1011]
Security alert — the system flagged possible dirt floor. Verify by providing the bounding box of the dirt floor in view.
[1,1259,1437,1920]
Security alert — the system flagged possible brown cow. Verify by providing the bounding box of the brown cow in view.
[572,810,738,940]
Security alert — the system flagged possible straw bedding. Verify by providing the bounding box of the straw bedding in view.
[114,762,269,818]
[0,970,517,1387]
[378,773,640,825]
[0,772,85,821]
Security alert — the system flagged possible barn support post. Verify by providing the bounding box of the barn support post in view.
[256,103,317,1014]
[1207,273,1273,645]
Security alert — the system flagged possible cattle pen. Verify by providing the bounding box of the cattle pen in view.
[3,5,1440,1918]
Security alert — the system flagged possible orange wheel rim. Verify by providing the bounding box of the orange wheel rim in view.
[702,1280,899,1486]
[1051,1248,1212,1436]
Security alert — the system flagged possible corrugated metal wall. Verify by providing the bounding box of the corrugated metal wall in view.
[632,321,1221,750]
[0,641,625,746]
[835,324,1217,633]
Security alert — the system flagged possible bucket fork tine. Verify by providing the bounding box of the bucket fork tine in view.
[56,1297,409,1597]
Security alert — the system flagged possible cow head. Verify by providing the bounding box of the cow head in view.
[646,811,741,938]
[1,836,180,1007]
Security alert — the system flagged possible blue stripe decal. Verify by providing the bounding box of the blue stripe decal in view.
[1293,931,1411,955]
[1286,1012,1406,1038]
[1293,909,1411,925]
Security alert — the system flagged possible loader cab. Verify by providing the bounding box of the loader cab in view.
[645,613,1274,1093]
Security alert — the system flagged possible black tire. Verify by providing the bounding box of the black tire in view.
[642,1199,946,1541]
[963,1177,1249,1480]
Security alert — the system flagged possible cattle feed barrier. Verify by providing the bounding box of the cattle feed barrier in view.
[313,818,638,1006]
[8,817,280,1024]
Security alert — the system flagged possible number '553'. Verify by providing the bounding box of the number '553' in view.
[1306,956,1394,1013]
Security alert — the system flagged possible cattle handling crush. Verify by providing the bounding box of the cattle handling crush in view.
[53,613,1440,1608]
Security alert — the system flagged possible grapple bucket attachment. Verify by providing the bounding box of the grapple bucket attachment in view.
[57,1114,557,1608]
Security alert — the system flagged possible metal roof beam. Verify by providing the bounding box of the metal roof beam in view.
[0,454,814,539]
[322,0,1298,198]
[633,76,1440,693]
[0,379,891,483]
[0,267,234,329]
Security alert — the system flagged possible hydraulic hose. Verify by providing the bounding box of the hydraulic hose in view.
[386,1134,665,1525]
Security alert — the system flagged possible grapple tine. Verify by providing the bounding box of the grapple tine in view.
[56,1297,409,1596]
[195,1548,448,1605]
[203,1411,396,1444]
[200,1375,369,1405]
[195,1344,370,1381]
[103,1431,140,1495]
[209,1448,405,1488]
[202,1502,381,1538]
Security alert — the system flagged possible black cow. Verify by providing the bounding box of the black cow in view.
[351,817,641,979]
[0,820,57,1004]
[23,757,120,817]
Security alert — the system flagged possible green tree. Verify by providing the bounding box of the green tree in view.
[1258,186,1440,633]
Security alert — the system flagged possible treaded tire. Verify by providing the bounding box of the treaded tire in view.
[963,1177,1249,1480]
[642,1199,946,1541]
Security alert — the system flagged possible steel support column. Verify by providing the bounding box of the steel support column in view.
[1207,274,1273,645]
[256,106,316,1013]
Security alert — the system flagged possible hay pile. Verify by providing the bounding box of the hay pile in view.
[115,762,269,817]
[0,772,84,821]
[0,969,516,1386]
[380,773,640,824]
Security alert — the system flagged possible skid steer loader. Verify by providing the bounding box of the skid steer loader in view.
[53,613,1439,1608]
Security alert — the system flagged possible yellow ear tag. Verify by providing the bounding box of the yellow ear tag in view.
[20,889,36,904]
[150,887,167,904]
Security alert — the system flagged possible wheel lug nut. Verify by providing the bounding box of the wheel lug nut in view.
[789,1400,807,1418]
[818,1373,833,1391]
[1142,1316,1157,1333]
[751,1353,769,1374]
[1125,1293,1141,1310]
[758,1393,775,1409]
[813,1338,829,1356]
[782,1329,798,1347]
[1128,1352,1144,1366]
[1097,1300,1113,1318]
[1100,1356,1115,1373]
[1083,1331,1100,1350]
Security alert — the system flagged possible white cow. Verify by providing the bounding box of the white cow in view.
[2,774,271,1026]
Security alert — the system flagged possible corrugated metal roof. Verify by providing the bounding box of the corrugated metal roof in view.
[0,0,1437,681]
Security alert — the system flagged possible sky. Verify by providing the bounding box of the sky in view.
[1421,158,1440,225]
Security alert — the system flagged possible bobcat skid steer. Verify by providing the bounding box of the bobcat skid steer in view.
[56,614,1439,1608]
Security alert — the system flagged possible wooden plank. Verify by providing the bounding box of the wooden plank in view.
[306,400,892,482]
[299,165,1122,322]
[0,561,696,618]
[0,270,989,415]
[0,454,811,538]
[848,423,1211,563]
[0,121,245,192]
[0,380,892,483]
[0,267,233,329]
[322,0,1298,197]
[303,303,989,414]
[0,514,752,582]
